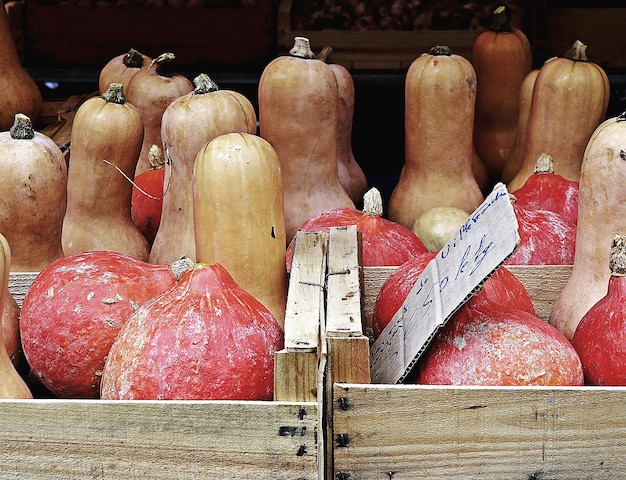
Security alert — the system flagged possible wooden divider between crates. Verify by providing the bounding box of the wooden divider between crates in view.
[325,225,371,387]
[274,230,328,403]
[274,226,372,402]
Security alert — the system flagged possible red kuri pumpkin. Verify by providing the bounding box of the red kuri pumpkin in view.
[285,187,428,271]
[100,262,283,400]
[131,144,165,245]
[373,256,535,339]
[510,153,579,226]
[19,251,184,398]
[408,296,584,386]
[572,233,626,385]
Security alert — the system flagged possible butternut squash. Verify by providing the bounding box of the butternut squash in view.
[471,5,532,184]
[0,232,32,398]
[149,73,257,264]
[507,40,610,192]
[500,68,539,184]
[258,36,355,244]
[98,48,151,95]
[193,132,287,328]
[125,52,194,176]
[550,112,626,341]
[0,4,42,130]
[387,45,484,229]
[0,113,66,272]
[2,290,25,375]
[62,83,150,261]
[318,46,368,207]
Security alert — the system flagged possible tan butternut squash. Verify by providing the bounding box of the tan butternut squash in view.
[0,4,42,130]
[501,68,539,184]
[149,73,257,264]
[387,45,485,229]
[0,113,66,272]
[471,5,532,184]
[318,46,368,207]
[62,83,150,261]
[550,112,626,341]
[2,290,24,375]
[125,52,194,176]
[98,48,151,95]
[258,36,355,244]
[193,132,287,328]
[0,233,32,398]
[507,40,610,192]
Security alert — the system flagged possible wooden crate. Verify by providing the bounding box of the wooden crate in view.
[2,230,324,479]
[23,0,276,70]
[323,226,626,479]
[276,0,527,70]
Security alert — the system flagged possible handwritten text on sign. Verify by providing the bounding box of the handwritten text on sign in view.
[369,183,520,384]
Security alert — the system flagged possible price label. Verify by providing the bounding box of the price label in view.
[369,182,519,384]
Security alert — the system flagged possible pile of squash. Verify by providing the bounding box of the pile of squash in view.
[1,3,626,400]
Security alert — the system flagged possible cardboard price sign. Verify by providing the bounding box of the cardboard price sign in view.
[369,183,520,384]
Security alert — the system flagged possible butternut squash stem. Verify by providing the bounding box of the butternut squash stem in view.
[564,40,588,62]
[151,52,177,78]
[193,73,219,94]
[102,82,126,104]
[289,36,316,59]
[123,48,146,68]
[488,5,512,33]
[429,45,452,56]
[9,113,34,140]
[317,45,333,63]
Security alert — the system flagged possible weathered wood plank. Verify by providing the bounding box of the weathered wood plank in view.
[8,271,38,307]
[274,231,327,402]
[0,399,318,479]
[333,383,626,479]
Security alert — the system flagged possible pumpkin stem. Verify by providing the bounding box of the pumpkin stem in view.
[123,48,147,68]
[289,36,316,59]
[148,144,166,171]
[150,52,177,78]
[564,40,588,62]
[9,113,34,140]
[170,256,195,281]
[429,45,452,56]
[488,6,512,33]
[102,82,126,105]
[362,187,384,217]
[533,153,555,174]
[193,73,219,94]
[609,233,626,276]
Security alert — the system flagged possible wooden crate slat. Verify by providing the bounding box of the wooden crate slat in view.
[8,271,38,307]
[283,231,327,351]
[333,383,626,479]
[0,399,318,479]
[326,225,363,338]
[274,231,327,402]
[324,226,370,385]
